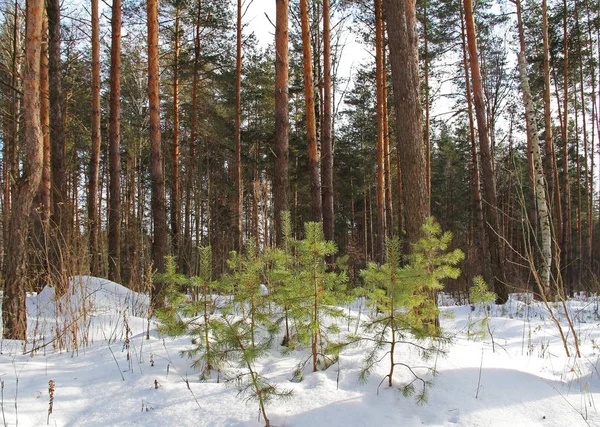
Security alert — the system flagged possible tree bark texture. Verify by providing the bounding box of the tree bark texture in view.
[108,0,122,283]
[274,0,290,247]
[322,0,334,244]
[300,0,322,223]
[2,0,43,339]
[47,0,68,288]
[89,0,102,276]
[515,0,552,297]
[235,0,243,251]
[172,8,181,263]
[463,0,508,302]
[148,0,168,281]
[383,0,429,245]
[375,0,386,263]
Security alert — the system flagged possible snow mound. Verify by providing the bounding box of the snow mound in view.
[29,275,149,318]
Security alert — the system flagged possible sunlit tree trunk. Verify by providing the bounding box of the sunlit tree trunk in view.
[383,0,429,245]
[108,0,122,283]
[148,0,168,293]
[463,0,508,302]
[274,0,290,246]
[542,0,562,246]
[234,0,243,251]
[172,7,181,265]
[48,0,68,289]
[2,0,43,339]
[515,0,552,296]
[375,0,385,262]
[561,0,572,292]
[88,0,102,276]
[300,0,322,223]
[322,0,334,244]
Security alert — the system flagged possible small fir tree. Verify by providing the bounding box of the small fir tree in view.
[184,246,218,375]
[467,276,496,340]
[154,256,189,335]
[359,218,463,401]
[290,222,348,373]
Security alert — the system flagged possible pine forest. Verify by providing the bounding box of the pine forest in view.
[0,0,600,424]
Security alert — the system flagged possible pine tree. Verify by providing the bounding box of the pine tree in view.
[359,219,463,399]
[290,222,348,373]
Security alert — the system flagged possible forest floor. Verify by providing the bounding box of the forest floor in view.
[1,276,599,426]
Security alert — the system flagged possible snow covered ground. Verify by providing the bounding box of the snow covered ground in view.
[1,276,600,426]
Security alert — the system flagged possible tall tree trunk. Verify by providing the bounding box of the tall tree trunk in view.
[148,0,168,290]
[383,70,393,237]
[274,0,290,246]
[184,4,202,275]
[542,0,562,244]
[561,0,572,293]
[172,8,181,265]
[2,0,43,339]
[459,1,485,277]
[322,0,334,244]
[300,0,322,223]
[463,0,508,302]
[383,0,429,245]
[88,0,102,276]
[375,0,386,263]
[423,0,431,202]
[515,0,552,297]
[235,0,243,251]
[108,0,122,283]
[47,0,68,289]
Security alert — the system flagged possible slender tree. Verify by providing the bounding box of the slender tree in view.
[300,0,322,223]
[149,0,168,286]
[274,0,290,247]
[47,0,68,287]
[322,0,334,244]
[375,0,386,262]
[513,0,552,296]
[463,0,508,302]
[235,0,243,251]
[172,6,181,263]
[88,0,102,276]
[2,0,43,339]
[108,0,122,283]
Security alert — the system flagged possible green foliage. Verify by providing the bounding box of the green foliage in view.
[183,246,219,375]
[284,222,348,372]
[358,218,462,400]
[467,276,496,340]
[154,256,189,336]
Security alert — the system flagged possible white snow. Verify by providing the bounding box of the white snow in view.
[1,277,599,426]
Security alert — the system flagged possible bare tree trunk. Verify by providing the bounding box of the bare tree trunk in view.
[274,0,290,246]
[423,0,431,202]
[383,0,429,245]
[89,0,101,276]
[515,0,552,296]
[48,0,68,289]
[322,0,334,244]
[375,0,386,263]
[171,8,181,266]
[459,2,484,277]
[235,0,243,251]
[463,0,508,302]
[542,0,562,245]
[561,0,572,293]
[382,46,393,238]
[108,0,122,283]
[300,0,322,223]
[148,0,168,290]
[2,0,43,339]
[184,4,202,275]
